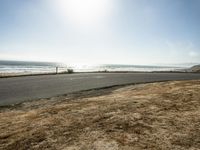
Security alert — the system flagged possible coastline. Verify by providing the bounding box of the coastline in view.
[0,60,193,78]
[1,80,200,149]
[0,70,196,79]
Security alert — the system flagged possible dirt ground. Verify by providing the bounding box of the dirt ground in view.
[0,80,200,150]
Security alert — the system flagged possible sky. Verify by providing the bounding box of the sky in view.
[0,0,200,65]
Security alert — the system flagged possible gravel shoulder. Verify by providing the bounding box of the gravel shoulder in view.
[1,80,200,150]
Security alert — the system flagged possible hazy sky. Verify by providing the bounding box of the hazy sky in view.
[0,0,200,65]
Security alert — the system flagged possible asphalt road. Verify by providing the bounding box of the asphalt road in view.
[1,72,200,106]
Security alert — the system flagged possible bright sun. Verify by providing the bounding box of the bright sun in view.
[57,0,113,27]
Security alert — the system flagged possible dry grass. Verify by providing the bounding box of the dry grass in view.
[0,80,200,150]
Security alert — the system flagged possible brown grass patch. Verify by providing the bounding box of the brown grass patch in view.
[0,80,200,150]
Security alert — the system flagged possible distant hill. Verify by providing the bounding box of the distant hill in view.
[188,65,200,72]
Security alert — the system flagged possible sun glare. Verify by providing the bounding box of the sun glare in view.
[57,0,113,27]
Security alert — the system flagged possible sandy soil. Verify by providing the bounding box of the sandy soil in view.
[0,80,200,150]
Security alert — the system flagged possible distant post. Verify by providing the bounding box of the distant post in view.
[56,67,58,74]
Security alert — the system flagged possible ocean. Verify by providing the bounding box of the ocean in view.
[0,60,189,74]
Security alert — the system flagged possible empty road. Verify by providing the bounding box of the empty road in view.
[1,72,200,106]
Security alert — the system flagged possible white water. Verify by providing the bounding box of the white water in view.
[0,60,191,74]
